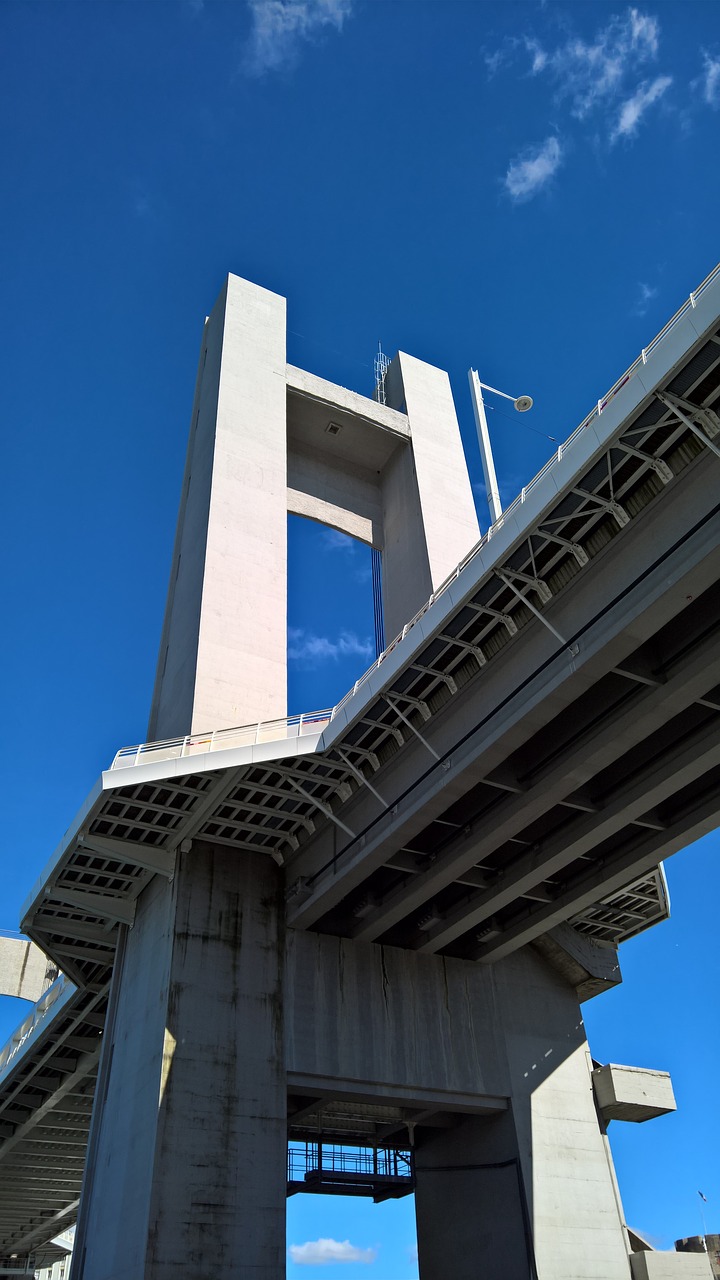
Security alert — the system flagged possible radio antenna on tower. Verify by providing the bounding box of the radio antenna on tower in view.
[374,341,390,405]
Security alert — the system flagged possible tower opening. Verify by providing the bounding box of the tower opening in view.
[287,515,377,716]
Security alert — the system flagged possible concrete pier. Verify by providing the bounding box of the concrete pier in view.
[75,894,635,1279]
[5,268,711,1279]
[73,850,286,1280]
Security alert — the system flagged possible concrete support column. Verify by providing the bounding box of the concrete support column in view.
[415,950,632,1280]
[149,274,288,739]
[72,848,286,1280]
[382,352,479,638]
[414,1112,535,1280]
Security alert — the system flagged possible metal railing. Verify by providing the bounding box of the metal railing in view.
[110,709,335,769]
[0,973,74,1075]
[329,261,720,710]
[109,262,720,774]
[287,1140,413,1184]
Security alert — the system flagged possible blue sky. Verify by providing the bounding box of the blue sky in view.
[1,0,719,1270]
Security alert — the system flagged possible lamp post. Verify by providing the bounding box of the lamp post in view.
[468,369,533,525]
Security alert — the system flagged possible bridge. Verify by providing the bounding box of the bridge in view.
[1,265,719,1279]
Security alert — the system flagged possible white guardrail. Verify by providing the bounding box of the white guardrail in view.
[110,263,720,774]
[111,711,336,769]
[0,973,74,1076]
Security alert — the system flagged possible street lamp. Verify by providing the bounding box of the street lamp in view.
[468,369,533,525]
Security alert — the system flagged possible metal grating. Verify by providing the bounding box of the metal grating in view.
[570,867,670,945]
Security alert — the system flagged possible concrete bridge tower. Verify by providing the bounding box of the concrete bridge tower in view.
[66,273,690,1280]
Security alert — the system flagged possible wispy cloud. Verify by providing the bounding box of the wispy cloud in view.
[288,627,372,667]
[489,8,675,195]
[611,74,672,141]
[633,280,658,316]
[696,51,720,108]
[487,8,662,115]
[322,528,358,552]
[289,1237,377,1265]
[524,36,548,75]
[504,136,562,202]
[320,528,372,581]
[490,8,673,149]
[540,7,661,119]
[484,47,509,79]
[245,0,353,75]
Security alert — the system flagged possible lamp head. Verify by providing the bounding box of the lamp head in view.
[513,395,533,413]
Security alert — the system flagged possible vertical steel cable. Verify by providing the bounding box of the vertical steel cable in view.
[371,548,385,659]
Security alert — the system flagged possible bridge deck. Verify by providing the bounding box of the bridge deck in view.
[2,264,720,1261]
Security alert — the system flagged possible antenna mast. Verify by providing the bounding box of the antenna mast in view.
[374,341,390,405]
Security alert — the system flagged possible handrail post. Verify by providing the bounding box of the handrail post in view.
[181,736,189,757]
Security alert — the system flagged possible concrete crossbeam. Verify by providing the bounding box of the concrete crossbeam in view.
[0,939,52,1005]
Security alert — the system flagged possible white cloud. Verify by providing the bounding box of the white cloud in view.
[245,0,353,75]
[289,1237,377,1265]
[524,37,548,74]
[633,281,658,315]
[322,528,358,552]
[484,47,508,78]
[611,74,672,140]
[320,529,373,580]
[504,136,562,202]
[487,8,665,121]
[628,8,659,57]
[491,8,673,161]
[698,51,720,108]
[287,627,373,666]
[545,7,661,119]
